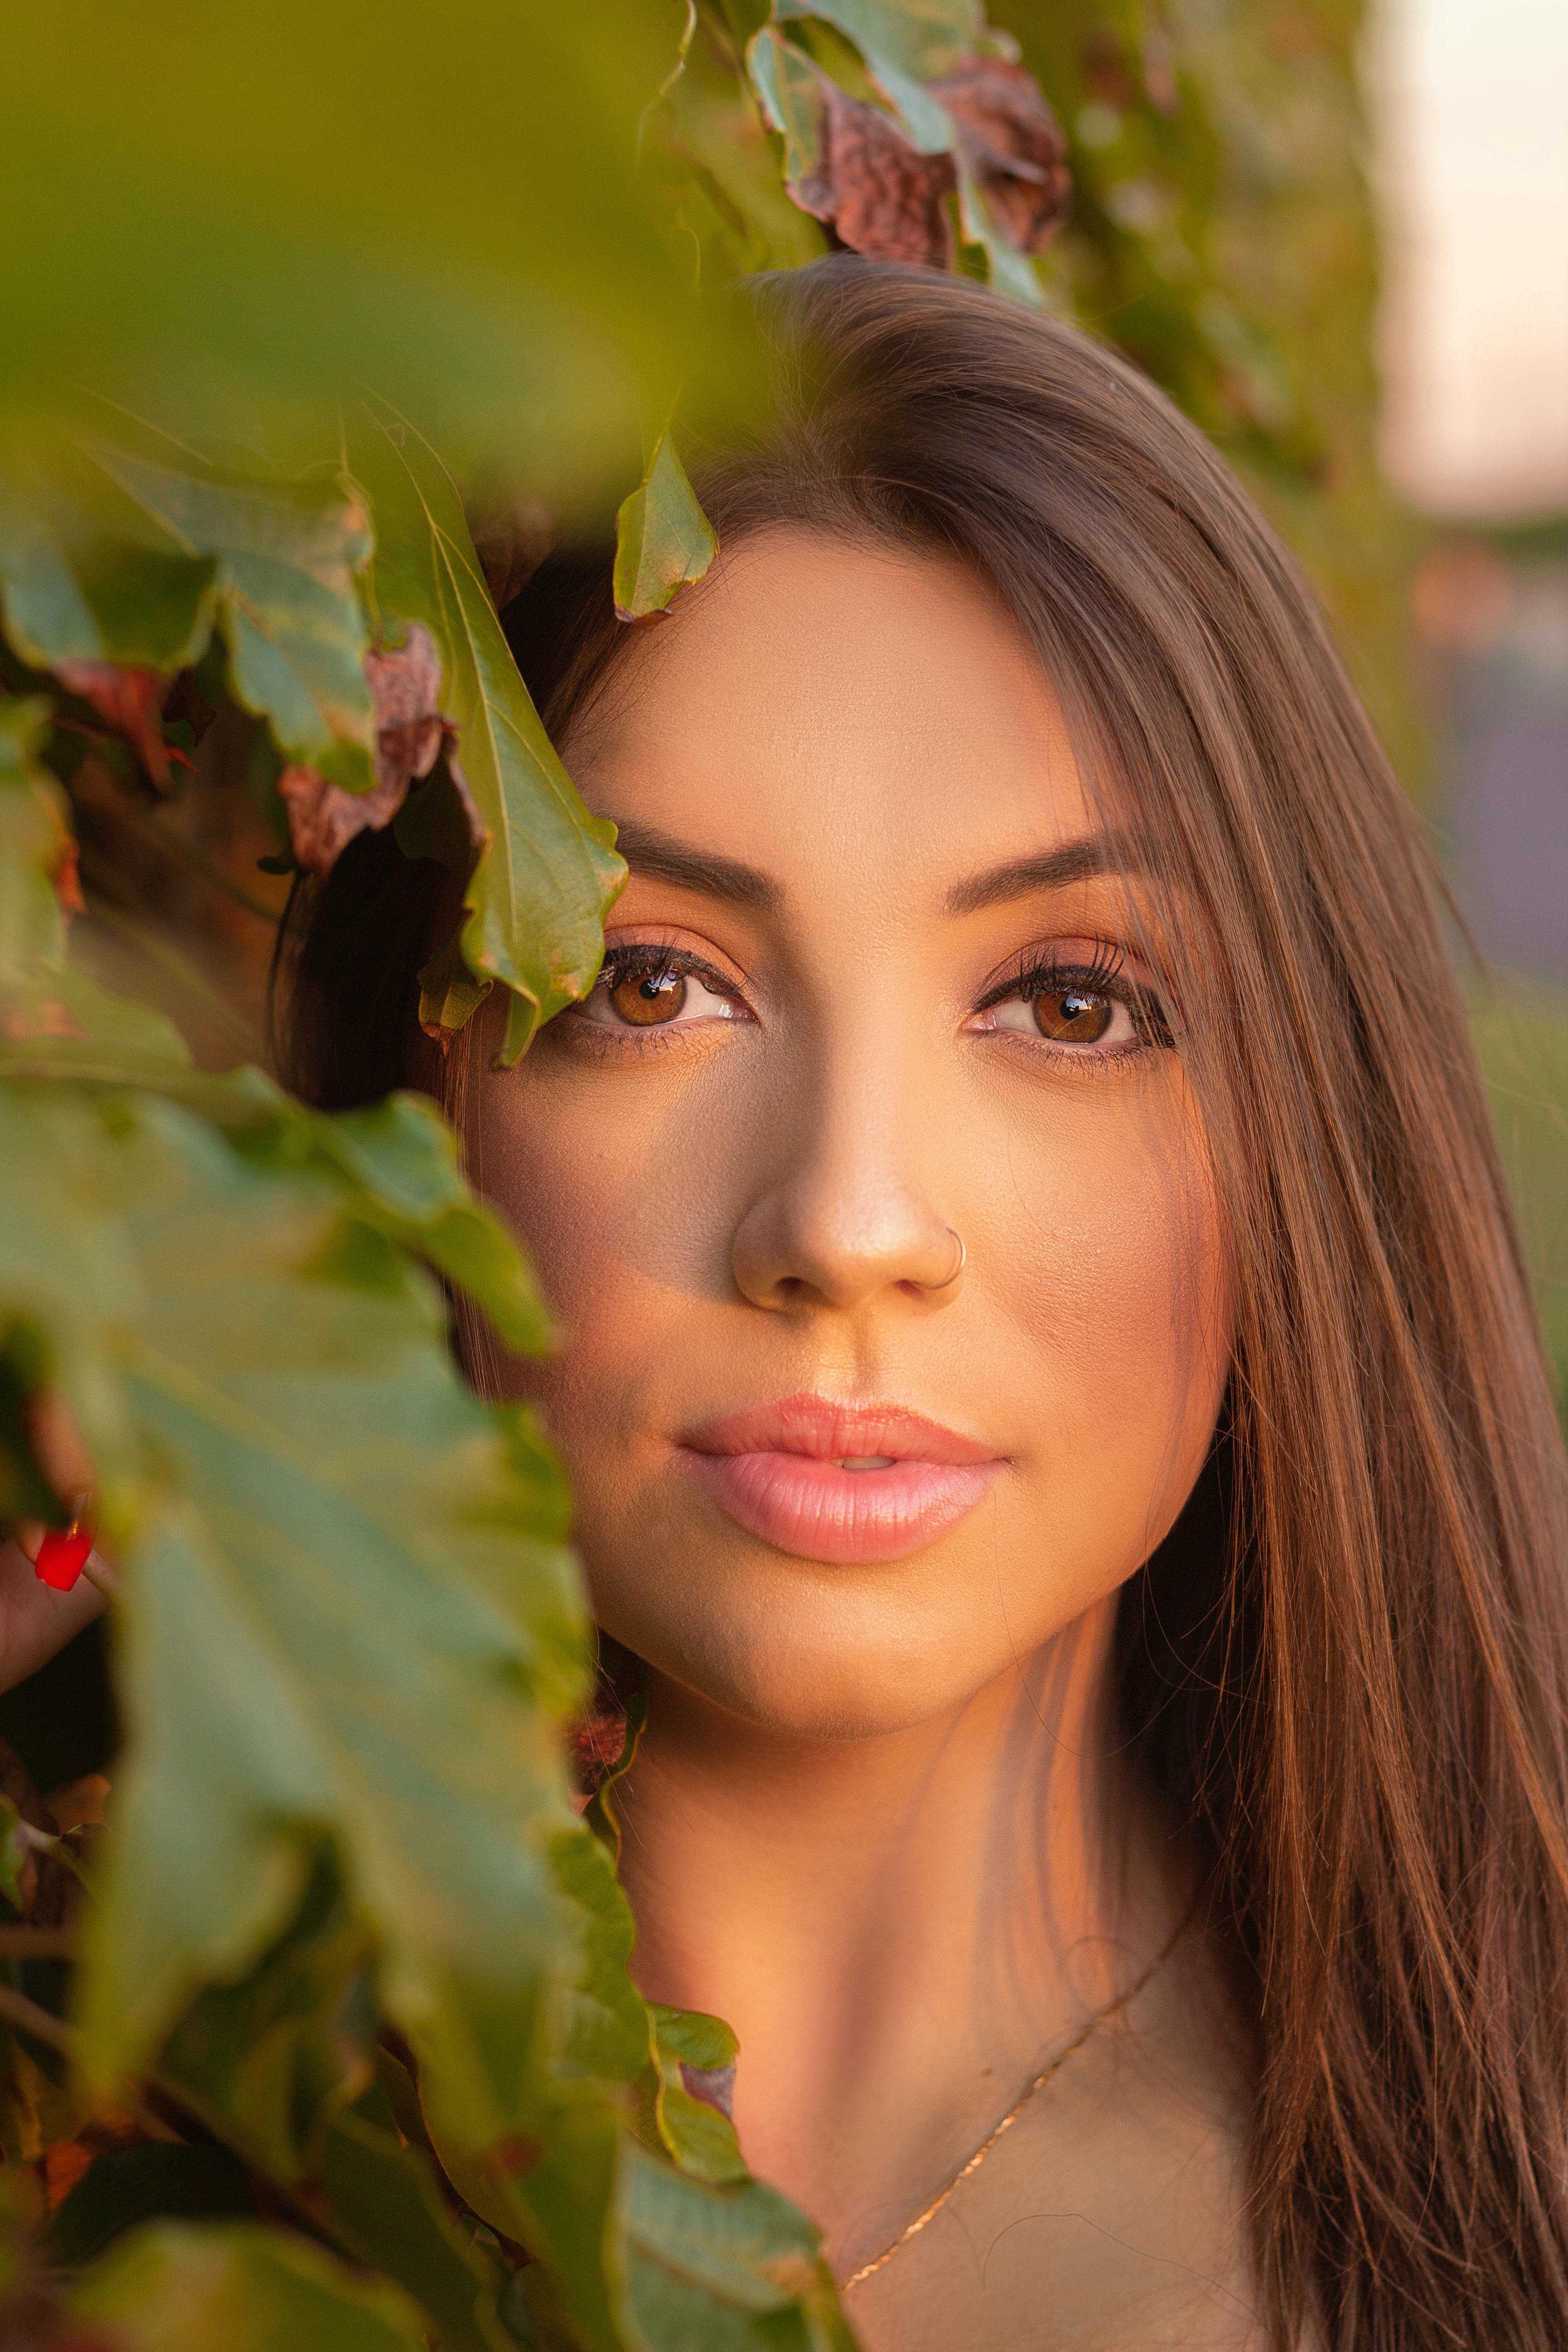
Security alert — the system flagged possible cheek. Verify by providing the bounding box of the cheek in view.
[470,1064,714,1455]
[993,1091,1231,1599]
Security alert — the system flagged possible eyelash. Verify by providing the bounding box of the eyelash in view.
[601,942,740,1004]
[566,942,747,1056]
[573,937,1174,1060]
[975,941,1175,1052]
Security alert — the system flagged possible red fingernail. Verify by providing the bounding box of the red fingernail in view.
[34,1524,93,1591]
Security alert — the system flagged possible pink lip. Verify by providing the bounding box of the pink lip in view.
[679,1394,1004,1565]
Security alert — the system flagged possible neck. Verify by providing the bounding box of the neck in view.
[612,1593,1175,2255]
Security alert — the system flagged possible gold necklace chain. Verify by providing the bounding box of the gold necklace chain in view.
[838,1916,1191,2294]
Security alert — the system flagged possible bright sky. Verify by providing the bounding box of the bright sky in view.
[1372,0,1568,514]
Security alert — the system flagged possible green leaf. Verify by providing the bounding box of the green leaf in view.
[68,2220,430,2352]
[954,164,1044,307]
[418,1812,643,2352]
[583,1667,647,1863]
[0,990,550,1355]
[96,443,374,790]
[774,0,983,90]
[155,1852,378,2185]
[0,1078,843,2343]
[0,696,191,1090]
[655,14,827,280]
[0,1317,59,1525]
[196,1073,552,1356]
[0,431,216,674]
[303,1094,551,1354]
[345,402,625,1061]
[421,2087,626,2352]
[0,1085,587,2137]
[773,0,979,151]
[613,429,718,622]
[747,28,829,187]
[649,2006,748,2187]
[321,2101,514,2352]
[716,0,774,42]
[621,2139,855,2352]
[0,425,375,790]
[0,700,74,989]
[415,1771,859,2352]
[550,1832,652,2091]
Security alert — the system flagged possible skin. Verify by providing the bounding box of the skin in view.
[0,1393,115,1689]
[475,532,1254,2345]
[0,529,1254,2346]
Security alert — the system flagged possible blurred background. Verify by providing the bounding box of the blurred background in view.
[1374,0,1568,1412]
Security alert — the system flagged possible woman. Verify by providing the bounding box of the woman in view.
[23,260,1568,2347]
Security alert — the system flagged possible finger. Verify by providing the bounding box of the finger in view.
[0,1536,109,1697]
[15,1392,115,1583]
[26,1390,98,1508]
[81,1550,121,1601]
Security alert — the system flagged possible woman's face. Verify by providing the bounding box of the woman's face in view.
[476,531,1231,1738]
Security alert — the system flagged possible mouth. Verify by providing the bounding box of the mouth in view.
[678,1394,1005,1566]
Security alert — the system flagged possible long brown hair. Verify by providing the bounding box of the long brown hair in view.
[282,259,1568,2350]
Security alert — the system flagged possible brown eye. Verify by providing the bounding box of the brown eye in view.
[609,969,688,1027]
[1032,986,1112,1043]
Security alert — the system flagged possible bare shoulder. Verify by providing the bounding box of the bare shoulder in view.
[848,1936,1267,2352]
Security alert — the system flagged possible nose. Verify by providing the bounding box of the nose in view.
[730,1048,964,1313]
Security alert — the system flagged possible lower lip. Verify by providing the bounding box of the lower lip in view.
[681,1449,1002,1565]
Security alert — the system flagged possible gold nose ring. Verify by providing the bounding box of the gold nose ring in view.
[929,1228,966,1289]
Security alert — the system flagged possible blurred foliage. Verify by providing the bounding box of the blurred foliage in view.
[0,2,708,500]
[994,0,1422,784]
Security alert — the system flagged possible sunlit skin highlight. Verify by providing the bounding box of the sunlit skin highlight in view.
[475,533,1250,2347]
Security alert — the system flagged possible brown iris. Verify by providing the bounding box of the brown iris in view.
[1032,985,1112,1042]
[609,967,688,1026]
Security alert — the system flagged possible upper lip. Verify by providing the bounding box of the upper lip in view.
[681,1393,1000,1465]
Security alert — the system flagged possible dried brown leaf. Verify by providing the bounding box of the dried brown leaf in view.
[277,764,408,877]
[931,58,1071,255]
[279,625,473,876]
[364,622,446,796]
[794,83,956,270]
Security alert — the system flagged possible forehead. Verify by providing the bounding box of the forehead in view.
[567,529,1097,897]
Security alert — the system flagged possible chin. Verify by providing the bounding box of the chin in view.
[586,1531,1027,1743]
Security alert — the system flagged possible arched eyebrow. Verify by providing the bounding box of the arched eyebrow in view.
[943,831,1143,915]
[610,820,1142,920]
[612,820,783,912]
